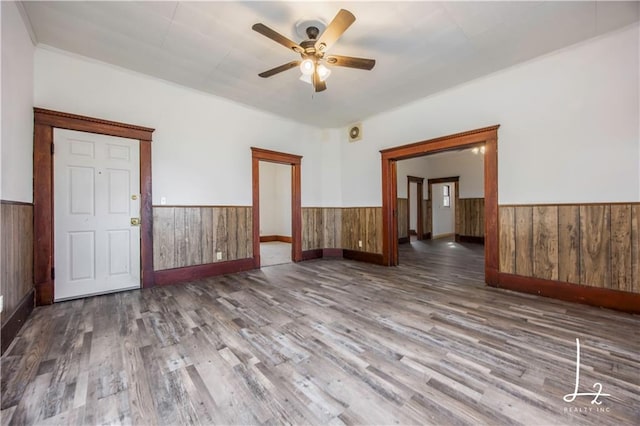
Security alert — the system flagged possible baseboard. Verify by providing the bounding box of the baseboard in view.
[423,232,432,240]
[455,234,485,244]
[301,248,345,261]
[494,273,640,314]
[398,237,410,244]
[432,233,455,239]
[323,248,343,257]
[301,249,323,261]
[154,258,255,286]
[343,249,385,265]
[260,235,293,243]
[1,289,35,355]
[409,229,417,236]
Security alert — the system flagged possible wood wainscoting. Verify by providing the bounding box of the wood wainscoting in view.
[341,207,383,254]
[397,199,409,242]
[302,208,342,251]
[456,198,485,243]
[1,201,35,354]
[153,206,252,269]
[498,203,640,312]
[153,206,253,285]
[301,207,382,263]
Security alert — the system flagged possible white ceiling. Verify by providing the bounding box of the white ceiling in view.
[21,1,640,128]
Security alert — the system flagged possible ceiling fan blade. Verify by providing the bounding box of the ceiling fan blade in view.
[325,55,376,70]
[315,9,355,53]
[252,23,304,53]
[258,61,301,78]
[313,69,327,92]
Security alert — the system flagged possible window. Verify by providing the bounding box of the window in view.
[443,184,450,208]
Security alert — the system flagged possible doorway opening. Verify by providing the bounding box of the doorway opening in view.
[259,162,293,267]
[380,125,499,285]
[406,176,425,242]
[251,147,302,268]
[429,176,459,241]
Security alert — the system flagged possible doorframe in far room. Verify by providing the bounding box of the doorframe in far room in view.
[380,125,499,284]
[32,108,155,305]
[406,176,425,240]
[251,147,302,268]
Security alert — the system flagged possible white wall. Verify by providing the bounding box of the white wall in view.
[343,24,640,205]
[397,150,484,199]
[432,182,455,237]
[259,161,291,236]
[34,47,335,207]
[1,1,35,202]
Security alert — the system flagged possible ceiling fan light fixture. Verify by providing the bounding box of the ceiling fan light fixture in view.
[300,58,315,75]
[299,73,313,85]
[317,64,331,81]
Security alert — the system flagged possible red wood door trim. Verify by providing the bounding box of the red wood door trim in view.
[251,147,303,267]
[380,125,499,286]
[33,108,155,305]
[407,176,424,240]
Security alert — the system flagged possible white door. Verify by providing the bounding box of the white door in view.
[54,129,141,301]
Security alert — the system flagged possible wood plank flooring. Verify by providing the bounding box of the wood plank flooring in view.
[2,239,639,425]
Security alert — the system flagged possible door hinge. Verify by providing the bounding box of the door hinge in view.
[51,267,55,280]
[51,143,54,155]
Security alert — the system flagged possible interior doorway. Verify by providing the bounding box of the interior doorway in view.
[380,125,499,285]
[259,162,293,266]
[428,177,460,240]
[407,176,424,241]
[251,147,302,268]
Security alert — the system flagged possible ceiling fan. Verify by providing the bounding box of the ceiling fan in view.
[252,9,376,93]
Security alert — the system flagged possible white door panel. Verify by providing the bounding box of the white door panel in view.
[54,129,140,301]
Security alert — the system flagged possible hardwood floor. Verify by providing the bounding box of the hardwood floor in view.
[2,239,639,425]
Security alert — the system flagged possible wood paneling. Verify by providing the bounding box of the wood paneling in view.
[514,206,533,277]
[580,205,611,287]
[341,207,382,254]
[532,205,558,280]
[1,202,34,326]
[632,205,640,293]
[558,205,580,283]
[611,205,632,292]
[302,208,342,251]
[457,198,484,237]
[153,206,252,271]
[499,203,639,295]
[397,199,408,239]
[323,208,341,249]
[302,208,323,250]
[498,207,515,274]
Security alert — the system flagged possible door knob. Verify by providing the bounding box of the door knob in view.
[131,218,140,226]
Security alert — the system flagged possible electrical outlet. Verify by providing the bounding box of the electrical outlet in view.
[216,251,222,261]
[160,197,167,205]
[358,240,363,248]
[0,295,3,313]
